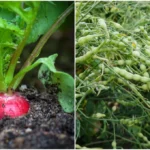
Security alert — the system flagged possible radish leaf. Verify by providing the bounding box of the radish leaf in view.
[27,2,68,44]
[38,54,74,113]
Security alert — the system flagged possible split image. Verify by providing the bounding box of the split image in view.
[0,1,74,149]
[0,1,150,149]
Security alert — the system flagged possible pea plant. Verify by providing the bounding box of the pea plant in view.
[76,1,150,149]
[0,2,74,119]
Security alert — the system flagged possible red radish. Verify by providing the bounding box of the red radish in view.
[0,99,4,119]
[0,93,29,119]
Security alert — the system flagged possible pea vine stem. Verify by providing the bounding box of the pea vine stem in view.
[76,41,105,63]
[8,3,74,91]
[76,89,92,111]
[76,1,100,25]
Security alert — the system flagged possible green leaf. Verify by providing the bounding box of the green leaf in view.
[0,7,16,21]
[27,2,68,44]
[0,2,39,24]
[0,18,24,37]
[10,54,74,113]
[48,70,74,113]
[38,54,74,113]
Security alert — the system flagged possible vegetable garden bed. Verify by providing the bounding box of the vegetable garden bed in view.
[0,85,74,149]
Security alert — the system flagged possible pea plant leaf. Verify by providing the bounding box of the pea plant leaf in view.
[38,54,74,113]
[27,2,68,44]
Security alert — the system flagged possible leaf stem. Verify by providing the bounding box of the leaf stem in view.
[5,4,40,87]
[9,3,74,90]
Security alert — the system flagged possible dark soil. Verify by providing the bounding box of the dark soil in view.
[0,85,74,149]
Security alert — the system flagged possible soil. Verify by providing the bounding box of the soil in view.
[0,84,74,149]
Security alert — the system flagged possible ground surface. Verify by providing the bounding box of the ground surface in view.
[0,85,74,149]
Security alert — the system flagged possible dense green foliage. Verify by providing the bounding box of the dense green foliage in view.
[0,2,39,91]
[76,1,150,149]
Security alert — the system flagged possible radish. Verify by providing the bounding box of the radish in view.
[0,99,4,119]
[0,2,74,120]
[0,93,29,119]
